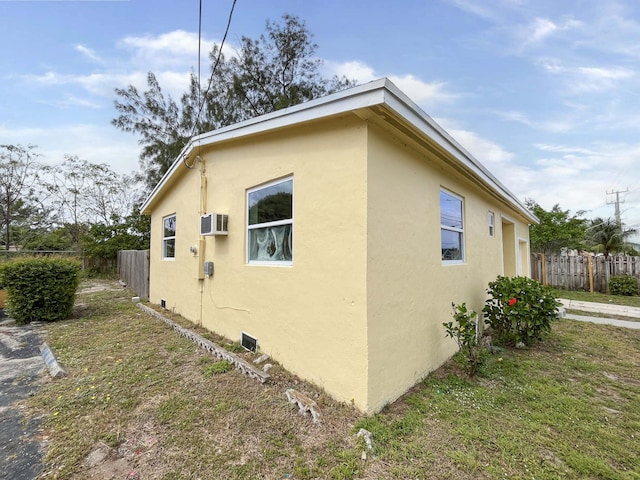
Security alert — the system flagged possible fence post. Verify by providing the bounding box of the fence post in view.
[587,253,594,293]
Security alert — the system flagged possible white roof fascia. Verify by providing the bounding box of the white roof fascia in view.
[142,77,536,224]
[141,79,389,212]
[379,81,537,224]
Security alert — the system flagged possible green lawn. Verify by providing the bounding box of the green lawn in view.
[27,281,640,479]
[552,287,640,308]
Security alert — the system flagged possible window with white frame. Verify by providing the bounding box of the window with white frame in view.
[488,211,495,237]
[440,189,464,262]
[247,177,293,264]
[162,214,176,259]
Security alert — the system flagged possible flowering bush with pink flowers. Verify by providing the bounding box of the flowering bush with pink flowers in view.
[483,275,560,347]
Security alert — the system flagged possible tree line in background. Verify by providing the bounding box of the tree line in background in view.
[1,14,351,265]
[0,144,149,263]
[526,199,638,257]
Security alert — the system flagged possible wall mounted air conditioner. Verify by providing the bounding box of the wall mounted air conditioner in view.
[200,213,228,236]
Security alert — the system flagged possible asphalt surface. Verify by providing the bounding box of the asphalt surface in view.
[0,314,46,480]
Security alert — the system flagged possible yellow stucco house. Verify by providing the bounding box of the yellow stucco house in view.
[141,78,536,414]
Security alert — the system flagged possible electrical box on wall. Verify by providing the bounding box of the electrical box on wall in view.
[200,213,228,235]
[203,261,214,277]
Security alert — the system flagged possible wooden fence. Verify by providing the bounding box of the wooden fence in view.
[117,249,150,300]
[531,253,640,293]
[0,250,116,274]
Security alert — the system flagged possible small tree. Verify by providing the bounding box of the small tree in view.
[113,14,355,189]
[0,144,41,250]
[82,207,150,261]
[585,217,637,258]
[443,303,482,376]
[526,200,587,254]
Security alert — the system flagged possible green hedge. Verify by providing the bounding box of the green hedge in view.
[609,275,638,296]
[0,258,81,324]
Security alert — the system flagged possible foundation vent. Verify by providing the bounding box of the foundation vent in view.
[241,332,257,352]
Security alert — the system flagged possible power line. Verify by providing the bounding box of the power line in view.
[191,0,238,139]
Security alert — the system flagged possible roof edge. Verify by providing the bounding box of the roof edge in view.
[141,78,536,224]
[141,79,392,213]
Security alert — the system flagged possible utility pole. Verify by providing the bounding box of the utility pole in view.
[606,188,628,227]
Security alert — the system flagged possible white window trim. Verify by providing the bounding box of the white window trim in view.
[162,213,176,260]
[488,211,495,237]
[246,176,294,266]
[440,188,465,265]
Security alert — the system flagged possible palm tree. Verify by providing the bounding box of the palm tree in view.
[585,217,637,258]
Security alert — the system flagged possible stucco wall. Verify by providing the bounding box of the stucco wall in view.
[364,123,531,412]
[148,113,532,414]
[149,114,372,410]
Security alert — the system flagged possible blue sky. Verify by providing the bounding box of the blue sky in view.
[1,0,639,237]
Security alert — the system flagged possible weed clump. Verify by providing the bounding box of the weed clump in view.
[443,303,483,376]
[202,360,233,376]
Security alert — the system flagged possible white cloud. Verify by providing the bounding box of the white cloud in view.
[444,0,501,20]
[20,68,192,102]
[0,123,141,174]
[534,144,595,155]
[389,74,458,105]
[528,17,559,43]
[434,117,515,168]
[325,60,376,83]
[578,66,634,81]
[536,58,635,94]
[120,30,200,55]
[523,16,583,45]
[21,70,146,98]
[494,110,533,126]
[326,61,458,106]
[118,30,235,70]
[40,95,104,110]
[16,30,240,107]
[493,110,578,133]
[571,66,635,93]
[75,44,103,64]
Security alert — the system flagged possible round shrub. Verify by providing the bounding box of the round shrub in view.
[609,275,638,296]
[0,257,81,324]
[483,275,560,347]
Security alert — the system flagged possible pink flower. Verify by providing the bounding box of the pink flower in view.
[508,298,517,306]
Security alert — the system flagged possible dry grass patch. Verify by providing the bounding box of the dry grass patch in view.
[30,281,365,480]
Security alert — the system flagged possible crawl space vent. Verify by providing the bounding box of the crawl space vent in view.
[241,332,257,352]
[160,299,167,309]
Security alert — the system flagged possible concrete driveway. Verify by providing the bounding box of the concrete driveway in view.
[0,314,46,480]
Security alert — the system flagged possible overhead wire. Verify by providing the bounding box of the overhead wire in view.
[184,0,238,169]
[191,0,238,139]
